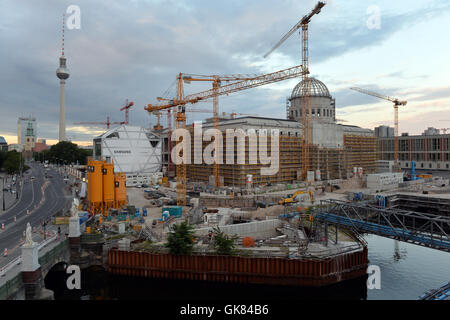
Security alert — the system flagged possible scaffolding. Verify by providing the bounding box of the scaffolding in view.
[185,131,377,187]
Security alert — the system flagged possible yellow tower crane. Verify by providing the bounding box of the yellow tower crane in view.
[145,65,308,205]
[264,1,326,181]
[350,87,407,168]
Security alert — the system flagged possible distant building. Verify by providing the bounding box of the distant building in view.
[377,133,450,171]
[17,116,37,146]
[23,122,36,160]
[33,142,48,153]
[8,144,24,152]
[0,136,8,152]
[422,127,440,136]
[374,125,394,138]
[93,125,162,186]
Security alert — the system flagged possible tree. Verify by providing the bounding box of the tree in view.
[0,151,7,170]
[76,148,92,165]
[2,151,25,174]
[211,226,238,255]
[48,141,79,164]
[33,142,93,165]
[165,221,196,255]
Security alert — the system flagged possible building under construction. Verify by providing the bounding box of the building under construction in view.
[160,77,377,187]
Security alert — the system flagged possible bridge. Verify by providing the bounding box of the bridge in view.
[0,233,70,300]
[314,200,450,252]
[419,282,450,300]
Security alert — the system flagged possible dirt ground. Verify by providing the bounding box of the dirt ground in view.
[126,187,190,226]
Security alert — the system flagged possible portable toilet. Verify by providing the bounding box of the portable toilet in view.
[162,206,182,218]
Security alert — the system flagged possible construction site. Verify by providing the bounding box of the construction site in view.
[59,1,448,290]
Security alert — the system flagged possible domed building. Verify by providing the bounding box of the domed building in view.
[287,78,336,124]
[158,75,377,186]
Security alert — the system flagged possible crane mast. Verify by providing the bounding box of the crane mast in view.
[120,99,134,125]
[350,87,407,168]
[178,73,261,187]
[146,65,308,205]
[264,1,326,180]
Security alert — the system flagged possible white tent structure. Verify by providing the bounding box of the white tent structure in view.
[93,125,162,186]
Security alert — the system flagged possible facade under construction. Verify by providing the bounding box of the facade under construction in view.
[160,77,377,186]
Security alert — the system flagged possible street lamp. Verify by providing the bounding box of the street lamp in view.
[2,176,5,211]
[43,221,47,240]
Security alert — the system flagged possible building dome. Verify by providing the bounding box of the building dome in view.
[291,78,331,99]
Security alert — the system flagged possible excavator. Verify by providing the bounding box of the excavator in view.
[279,190,314,205]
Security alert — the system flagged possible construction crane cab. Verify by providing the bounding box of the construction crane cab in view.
[279,190,314,205]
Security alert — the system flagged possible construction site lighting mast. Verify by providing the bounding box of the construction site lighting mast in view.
[264,1,326,181]
[350,87,407,168]
[145,65,308,206]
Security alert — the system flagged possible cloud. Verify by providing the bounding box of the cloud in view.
[1,0,450,145]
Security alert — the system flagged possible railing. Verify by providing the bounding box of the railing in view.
[0,272,23,300]
[37,232,58,251]
[38,239,69,267]
[0,232,62,278]
[0,256,22,277]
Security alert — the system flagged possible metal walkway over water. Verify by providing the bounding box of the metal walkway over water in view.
[419,282,450,300]
[315,200,450,252]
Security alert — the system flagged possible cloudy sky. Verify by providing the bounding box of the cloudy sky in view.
[1,0,450,146]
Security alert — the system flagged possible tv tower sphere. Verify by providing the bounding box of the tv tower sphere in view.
[56,56,70,80]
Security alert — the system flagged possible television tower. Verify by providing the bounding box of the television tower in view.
[56,14,70,142]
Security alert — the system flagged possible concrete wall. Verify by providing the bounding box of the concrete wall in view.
[194,219,283,240]
[199,195,283,208]
[310,122,344,148]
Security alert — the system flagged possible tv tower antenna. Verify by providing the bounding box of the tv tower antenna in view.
[56,13,70,142]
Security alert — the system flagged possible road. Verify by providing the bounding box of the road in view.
[0,162,71,267]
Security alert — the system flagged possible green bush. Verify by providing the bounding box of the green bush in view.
[211,226,238,255]
[165,221,196,255]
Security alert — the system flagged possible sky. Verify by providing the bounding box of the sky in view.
[1,0,450,146]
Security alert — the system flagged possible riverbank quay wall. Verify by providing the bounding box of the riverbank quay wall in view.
[106,247,369,287]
